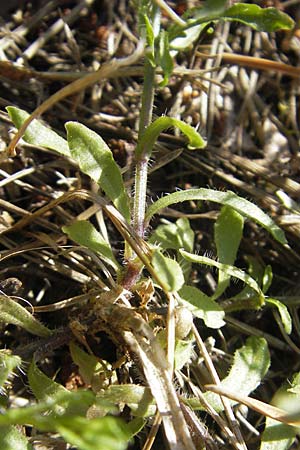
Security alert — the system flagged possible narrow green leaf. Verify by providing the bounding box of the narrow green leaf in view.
[223,4,294,32]
[180,250,265,303]
[266,298,292,335]
[157,30,173,86]
[65,122,130,222]
[145,189,287,245]
[0,425,33,450]
[262,265,273,294]
[214,206,244,298]
[179,285,225,329]
[6,106,70,156]
[0,296,52,337]
[56,416,132,450]
[135,116,206,159]
[62,220,120,272]
[0,390,94,431]
[151,250,184,292]
[205,337,270,412]
[28,361,93,417]
[0,351,21,392]
[144,14,156,66]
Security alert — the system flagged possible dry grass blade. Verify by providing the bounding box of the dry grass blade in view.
[205,384,300,427]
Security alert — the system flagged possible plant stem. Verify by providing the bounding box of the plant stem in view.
[133,58,155,238]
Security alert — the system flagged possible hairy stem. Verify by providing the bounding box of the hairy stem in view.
[132,59,155,238]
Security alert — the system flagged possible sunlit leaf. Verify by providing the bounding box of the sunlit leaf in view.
[223,4,294,32]
[96,385,155,418]
[180,250,265,304]
[205,336,270,412]
[214,205,244,298]
[0,425,33,450]
[174,338,194,370]
[7,106,70,156]
[157,30,173,86]
[262,265,273,294]
[260,419,296,450]
[62,220,120,272]
[150,217,194,252]
[178,285,225,329]
[0,296,51,337]
[136,116,206,159]
[261,374,300,449]
[56,416,134,450]
[66,122,130,222]
[28,361,93,417]
[70,342,117,393]
[146,189,287,245]
[0,351,21,392]
[0,390,94,431]
[151,250,184,292]
[266,298,292,335]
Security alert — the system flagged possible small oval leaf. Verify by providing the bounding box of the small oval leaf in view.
[152,250,184,292]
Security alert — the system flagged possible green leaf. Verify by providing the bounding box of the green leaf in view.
[55,416,133,450]
[149,217,194,281]
[260,419,296,450]
[223,4,294,32]
[145,188,287,245]
[6,106,70,156]
[266,298,292,335]
[96,385,155,418]
[174,338,194,370]
[144,14,156,66]
[70,342,117,393]
[262,265,273,294]
[28,361,93,417]
[157,30,173,86]
[0,296,52,337]
[180,251,265,303]
[149,217,194,252]
[62,220,120,272]
[261,374,300,450]
[0,351,21,392]
[169,0,226,50]
[0,426,33,450]
[287,372,300,395]
[214,206,244,298]
[65,122,130,222]
[151,250,184,292]
[179,285,225,329]
[135,116,206,159]
[205,337,270,412]
[169,0,293,52]
[0,390,93,431]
